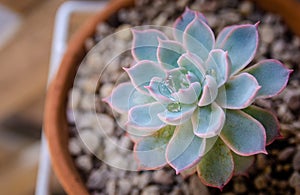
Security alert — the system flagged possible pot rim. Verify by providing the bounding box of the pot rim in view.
[44,0,134,194]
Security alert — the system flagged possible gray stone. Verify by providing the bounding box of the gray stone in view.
[278,147,295,161]
[80,129,100,154]
[233,181,247,194]
[118,179,132,194]
[170,187,182,195]
[99,83,114,99]
[75,155,92,172]
[131,188,140,195]
[81,75,98,94]
[80,94,95,111]
[293,150,300,171]
[141,186,159,195]
[86,51,103,69]
[153,13,168,26]
[239,1,253,16]
[133,173,151,189]
[153,170,173,185]
[254,175,267,190]
[289,172,300,194]
[119,136,132,154]
[116,24,132,41]
[96,113,115,136]
[260,24,275,44]
[87,168,109,190]
[68,137,81,155]
[106,179,116,195]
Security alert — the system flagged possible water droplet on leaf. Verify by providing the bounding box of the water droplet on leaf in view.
[167,102,181,112]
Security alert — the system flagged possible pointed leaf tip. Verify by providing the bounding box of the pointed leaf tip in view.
[216,73,260,109]
[245,59,292,98]
[173,7,202,43]
[157,40,185,69]
[183,16,215,61]
[205,49,231,87]
[216,24,259,75]
[132,29,168,62]
[220,110,267,156]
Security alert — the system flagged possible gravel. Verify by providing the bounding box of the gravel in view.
[66,0,300,194]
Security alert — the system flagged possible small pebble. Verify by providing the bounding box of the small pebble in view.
[106,179,116,195]
[239,1,253,16]
[86,52,103,69]
[278,147,295,161]
[289,172,300,193]
[96,113,115,136]
[75,155,92,172]
[119,136,132,154]
[118,179,132,194]
[170,187,182,195]
[254,175,267,190]
[87,168,109,190]
[80,94,95,111]
[80,130,100,154]
[284,89,300,111]
[68,137,82,155]
[131,188,140,195]
[233,181,247,193]
[153,170,174,185]
[141,185,160,195]
[133,173,151,189]
[260,24,275,44]
[293,150,300,171]
[81,75,98,94]
[116,24,132,41]
[85,38,95,51]
[153,13,168,26]
[100,83,114,99]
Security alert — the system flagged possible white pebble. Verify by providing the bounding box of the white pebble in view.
[141,186,159,195]
[100,83,114,99]
[118,179,132,194]
[79,94,95,111]
[75,155,92,172]
[80,129,100,154]
[239,1,253,16]
[106,179,116,195]
[96,113,115,136]
[116,24,132,41]
[260,24,275,44]
[68,137,82,155]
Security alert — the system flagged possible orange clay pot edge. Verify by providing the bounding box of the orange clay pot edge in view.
[252,0,300,37]
[44,0,300,194]
[44,0,134,195]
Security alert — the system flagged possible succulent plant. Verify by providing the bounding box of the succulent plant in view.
[104,8,292,189]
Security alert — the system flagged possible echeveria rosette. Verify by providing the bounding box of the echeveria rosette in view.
[103,7,292,189]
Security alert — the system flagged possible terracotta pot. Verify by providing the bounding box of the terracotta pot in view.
[44,0,300,194]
